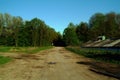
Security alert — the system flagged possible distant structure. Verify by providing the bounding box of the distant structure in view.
[97,35,106,41]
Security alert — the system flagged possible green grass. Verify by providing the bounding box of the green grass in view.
[66,47,120,64]
[0,56,12,65]
[0,46,11,52]
[0,46,53,54]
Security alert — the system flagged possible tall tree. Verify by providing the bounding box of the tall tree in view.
[89,13,105,39]
[115,14,120,38]
[76,22,89,42]
[63,23,79,46]
[30,18,40,46]
[12,16,23,47]
[0,13,4,36]
[24,18,58,46]
[105,12,118,38]
[2,13,14,46]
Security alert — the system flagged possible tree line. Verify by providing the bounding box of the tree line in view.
[63,12,120,46]
[0,12,120,47]
[0,13,58,47]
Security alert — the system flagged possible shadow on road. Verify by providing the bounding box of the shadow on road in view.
[76,61,120,79]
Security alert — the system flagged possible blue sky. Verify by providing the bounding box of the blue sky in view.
[0,0,120,33]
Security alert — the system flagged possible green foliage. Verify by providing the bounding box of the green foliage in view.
[89,13,106,39]
[66,47,120,64]
[0,13,58,47]
[23,18,58,47]
[0,12,120,46]
[76,22,89,42]
[0,56,12,65]
[63,23,80,46]
[89,12,120,40]
[63,12,120,43]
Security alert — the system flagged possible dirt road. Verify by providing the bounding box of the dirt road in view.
[0,47,118,80]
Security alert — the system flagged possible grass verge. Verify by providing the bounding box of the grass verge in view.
[0,46,53,65]
[0,46,11,52]
[66,47,120,64]
[25,46,53,54]
[0,46,53,54]
[0,56,12,65]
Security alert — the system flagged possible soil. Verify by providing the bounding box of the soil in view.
[0,47,118,80]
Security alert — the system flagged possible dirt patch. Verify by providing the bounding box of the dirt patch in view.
[47,62,56,64]
[64,55,71,58]
[12,54,40,60]
[32,66,44,68]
